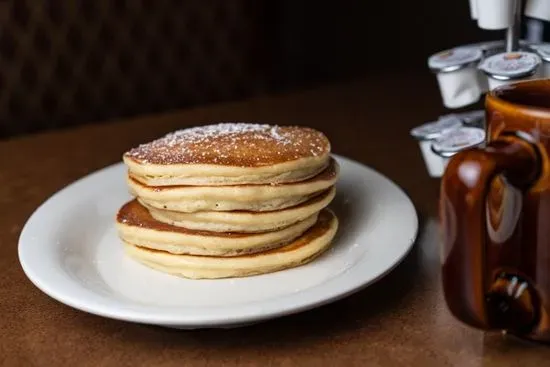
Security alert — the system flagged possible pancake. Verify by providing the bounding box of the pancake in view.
[141,186,336,232]
[123,123,331,186]
[128,157,339,213]
[116,200,319,256]
[123,208,338,279]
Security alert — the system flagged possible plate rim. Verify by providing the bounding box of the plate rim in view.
[18,154,419,327]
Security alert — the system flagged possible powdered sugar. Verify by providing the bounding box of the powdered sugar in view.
[124,122,330,166]
[163,123,287,146]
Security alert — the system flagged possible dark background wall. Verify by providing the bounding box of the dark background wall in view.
[273,0,507,88]
[0,0,542,139]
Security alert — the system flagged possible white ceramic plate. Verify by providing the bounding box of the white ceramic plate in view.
[18,155,418,329]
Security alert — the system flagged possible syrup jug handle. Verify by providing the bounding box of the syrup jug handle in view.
[440,133,541,332]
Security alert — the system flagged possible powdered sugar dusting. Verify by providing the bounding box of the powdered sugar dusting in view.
[124,122,330,166]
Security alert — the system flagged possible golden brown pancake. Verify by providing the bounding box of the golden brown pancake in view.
[123,208,339,279]
[122,122,331,186]
[116,122,340,279]
[116,199,319,256]
[140,186,336,232]
[127,157,339,213]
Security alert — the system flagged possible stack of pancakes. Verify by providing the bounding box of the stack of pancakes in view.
[115,122,339,279]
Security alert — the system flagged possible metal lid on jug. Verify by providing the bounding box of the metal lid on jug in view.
[431,126,486,157]
[409,116,463,141]
[479,51,541,80]
[428,47,483,73]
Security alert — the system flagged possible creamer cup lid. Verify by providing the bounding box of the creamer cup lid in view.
[431,126,486,157]
[532,44,550,62]
[428,47,483,73]
[479,51,541,80]
[410,116,462,140]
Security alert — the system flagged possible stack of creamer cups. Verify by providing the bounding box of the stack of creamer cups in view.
[415,0,550,178]
[410,112,486,178]
[428,0,550,110]
[427,43,550,110]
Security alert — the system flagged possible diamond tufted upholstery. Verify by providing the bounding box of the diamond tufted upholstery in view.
[0,0,273,138]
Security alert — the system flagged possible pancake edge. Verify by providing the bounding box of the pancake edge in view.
[142,186,336,232]
[123,210,339,279]
[116,210,319,256]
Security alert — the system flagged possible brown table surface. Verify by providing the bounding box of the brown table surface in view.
[2,73,550,366]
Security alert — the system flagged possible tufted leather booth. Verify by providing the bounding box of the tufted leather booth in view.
[0,0,274,138]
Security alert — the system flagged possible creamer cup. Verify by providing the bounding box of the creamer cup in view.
[431,126,486,169]
[477,0,515,30]
[428,47,484,108]
[525,0,550,22]
[410,117,463,177]
[479,51,542,90]
[531,44,550,77]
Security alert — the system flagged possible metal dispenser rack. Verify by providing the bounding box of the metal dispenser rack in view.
[411,0,550,178]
